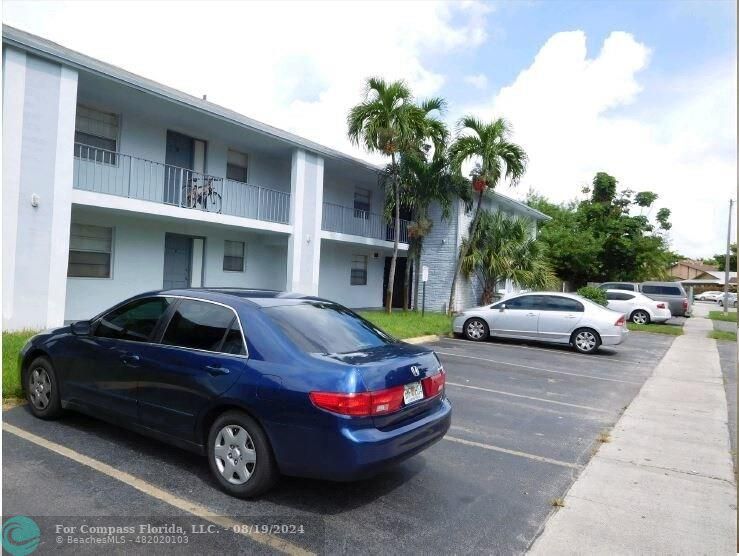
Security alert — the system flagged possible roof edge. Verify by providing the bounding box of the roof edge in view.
[2,24,381,173]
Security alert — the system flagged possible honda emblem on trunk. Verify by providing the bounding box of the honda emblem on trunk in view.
[411,366,420,377]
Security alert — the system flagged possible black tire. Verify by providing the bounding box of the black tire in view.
[571,328,601,354]
[464,317,489,341]
[630,309,650,325]
[207,410,277,498]
[23,356,63,419]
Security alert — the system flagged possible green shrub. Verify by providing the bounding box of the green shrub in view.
[577,286,607,306]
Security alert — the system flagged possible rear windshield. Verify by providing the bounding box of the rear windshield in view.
[263,302,396,354]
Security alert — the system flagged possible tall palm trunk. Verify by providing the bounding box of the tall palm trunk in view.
[386,152,400,314]
[403,250,412,311]
[447,188,485,315]
[413,248,421,310]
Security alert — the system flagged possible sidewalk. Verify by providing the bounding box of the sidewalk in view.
[530,317,737,555]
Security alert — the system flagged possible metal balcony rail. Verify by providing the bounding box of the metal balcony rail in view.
[321,202,409,244]
[72,143,290,224]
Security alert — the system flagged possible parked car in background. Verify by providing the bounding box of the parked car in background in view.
[640,282,690,317]
[597,282,639,292]
[605,290,672,324]
[717,293,737,308]
[453,292,628,354]
[19,289,451,498]
[696,291,724,302]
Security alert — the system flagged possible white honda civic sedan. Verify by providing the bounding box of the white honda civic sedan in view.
[452,292,628,354]
[604,289,672,324]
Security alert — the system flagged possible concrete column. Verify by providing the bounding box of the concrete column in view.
[286,149,323,294]
[2,50,78,330]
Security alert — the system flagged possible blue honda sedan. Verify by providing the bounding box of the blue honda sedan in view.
[19,289,451,497]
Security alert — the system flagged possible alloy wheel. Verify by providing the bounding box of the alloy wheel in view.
[632,311,648,325]
[575,331,597,352]
[466,320,486,340]
[29,367,52,410]
[214,425,256,485]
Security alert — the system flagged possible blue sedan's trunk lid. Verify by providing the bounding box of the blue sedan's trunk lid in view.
[324,342,444,429]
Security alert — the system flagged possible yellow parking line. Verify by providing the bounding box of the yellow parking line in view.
[3,423,313,556]
[435,350,642,384]
[446,381,609,413]
[444,435,582,469]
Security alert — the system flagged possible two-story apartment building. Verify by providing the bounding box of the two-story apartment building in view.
[2,26,547,331]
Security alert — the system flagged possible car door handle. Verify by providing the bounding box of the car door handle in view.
[120,354,141,365]
[526,313,537,317]
[564,315,578,319]
[205,364,230,376]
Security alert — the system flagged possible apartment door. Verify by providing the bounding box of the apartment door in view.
[164,131,194,204]
[383,257,412,308]
[163,234,193,289]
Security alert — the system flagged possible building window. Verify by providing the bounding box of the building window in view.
[68,223,113,278]
[74,105,119,164]
[354,188,371,219]
[226,149,249,183]
[223,240,245,272]
[350,255,368,285]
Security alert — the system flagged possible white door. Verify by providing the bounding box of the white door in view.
[489,295,540,339]
[537,295,584,343]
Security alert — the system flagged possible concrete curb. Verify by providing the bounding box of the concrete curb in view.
[402,334,446,345]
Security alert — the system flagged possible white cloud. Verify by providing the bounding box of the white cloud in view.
[3,0,490,165]
[464,73,488,89]
[466,31,737,257]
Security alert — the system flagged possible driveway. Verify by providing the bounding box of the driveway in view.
[3,332,674,554]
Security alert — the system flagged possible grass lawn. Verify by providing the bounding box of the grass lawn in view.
[626,323,684,336]
[359,311,452,339]
[708,311,737,323]
[709,330,737,342]
[3,330,37,399]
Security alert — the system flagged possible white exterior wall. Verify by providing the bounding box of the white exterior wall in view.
[322,172,384,214]
[65,209,287,320]
[2,49,78,330]
[318,241,385,309]
[286,149,323,295]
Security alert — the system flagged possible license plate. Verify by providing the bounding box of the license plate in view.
[403,381,424,405]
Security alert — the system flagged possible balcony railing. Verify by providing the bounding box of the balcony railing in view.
[321,202,409,244]
[72,144,290,224]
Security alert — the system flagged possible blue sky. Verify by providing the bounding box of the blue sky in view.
[3,0,737,257]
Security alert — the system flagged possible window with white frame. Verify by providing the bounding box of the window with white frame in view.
[223,240,245,272]
[68,223,113,278]
[74,105,119,164]
[350,255,368,285]
[226,150,249,183]
[353,188,371,219]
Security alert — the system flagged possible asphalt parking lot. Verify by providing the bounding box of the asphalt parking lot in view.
[3,332,675,554]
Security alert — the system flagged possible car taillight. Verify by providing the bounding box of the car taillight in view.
[615,315,625,326]
[656,303,666,309]
[682,299,688,309]
[422,367,445,397]
[309,385,405,417]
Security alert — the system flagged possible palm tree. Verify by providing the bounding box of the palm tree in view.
[461,210,556,304]
[385,151,472,309]
[447,117,527,314]
[348,77,446,313]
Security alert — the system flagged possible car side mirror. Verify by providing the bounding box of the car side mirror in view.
[498,303,506,312]
[71,320,92,336]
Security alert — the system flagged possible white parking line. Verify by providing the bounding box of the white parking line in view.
[444,435,582,469]
[446,381,610,413]
[434,338,646,366]
[3,423,313,556]
[435,350,642,385]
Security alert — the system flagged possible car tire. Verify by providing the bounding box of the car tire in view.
[571,328,601,354]
[207,410,278,498]
[464,317,489,341]
[630,310,650,325]
[23,356,63,420]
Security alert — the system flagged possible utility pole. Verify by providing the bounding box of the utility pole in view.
[723,198,734,314]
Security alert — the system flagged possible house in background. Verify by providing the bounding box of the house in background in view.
[2,25,546,330]
[669,259,718,280]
